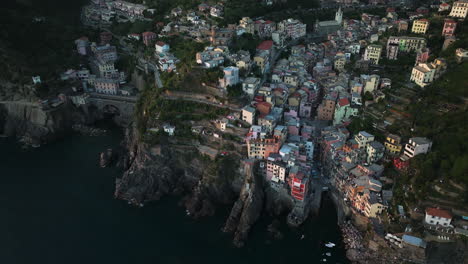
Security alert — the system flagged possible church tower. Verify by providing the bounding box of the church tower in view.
[335,7,343,25]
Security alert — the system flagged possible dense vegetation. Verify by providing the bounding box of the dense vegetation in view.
[0,0,92,82]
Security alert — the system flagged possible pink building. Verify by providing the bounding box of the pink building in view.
[142,31,157,46]
[442,19,457,37]
[94,79,120,95]
[415,48,430,64]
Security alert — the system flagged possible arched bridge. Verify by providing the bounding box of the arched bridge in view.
[86,93,137,124]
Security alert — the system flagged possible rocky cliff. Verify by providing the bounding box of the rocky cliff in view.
[115,127,243,213]
[223,160,265,247]
[0,101,84,144]
[114,127,274,246]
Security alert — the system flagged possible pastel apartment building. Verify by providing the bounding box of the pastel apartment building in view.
[247,137,282,159]
[384,134,402,155]
[411,19,429,34]
[277,18,307,39]
[289,167,309,201]
[266,158,287,183]
[94,78,120,95]
[355,131,375,149]
[242,105,256,125]
[449,0,468,19]
[404,137,432,158]
[442,19,457,37]
[219,66,239,88]
[386,36,427,60]
[363,44,382,65]
[410,62,435,87]
[317,94,336,121]
[242,77,261,97]
[196,48,225,68]
[366,141,385,164]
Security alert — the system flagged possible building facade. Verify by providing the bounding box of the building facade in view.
[411,19,429,34]
[449,0,468,19]
[363,44,382,65]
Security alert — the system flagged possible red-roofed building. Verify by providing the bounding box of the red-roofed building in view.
[439,3,451,12]
[425,208,452,226]
[338,98,350,107]
[393,156,409,171]
[142,31,157,46]
[257,40,274,52]
[256,101,272,117]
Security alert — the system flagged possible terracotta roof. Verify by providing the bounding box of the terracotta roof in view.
[257,40,273,50]
[156,41,166,46]
[426,208,452,219]
[142,31,156,37]
[338,98,350,107]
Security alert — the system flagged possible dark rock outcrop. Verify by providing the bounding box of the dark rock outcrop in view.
[0,101,86,144]
[223,160,264,247]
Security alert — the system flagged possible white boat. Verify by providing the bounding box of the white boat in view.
[300,235,305,240]
[325,252,331,257]
[186,209,191,216]
[325,242,336,248]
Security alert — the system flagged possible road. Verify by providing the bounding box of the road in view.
[162,94,241,112]
[88,93,138,103]
[0,101,39,107]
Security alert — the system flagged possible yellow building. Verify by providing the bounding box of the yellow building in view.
[449,0,468,19]
[411,19,429,34]
[384,134,402,155]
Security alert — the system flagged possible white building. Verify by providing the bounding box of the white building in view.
[425,208,452,227]
[410,63,435,87]
[363,44,383,65]
[155,41,170,54]
[242,77,261,97]
[404,137,432,158]
[355,131,375,149]
[163,124,176,136]
[220,66,239,88]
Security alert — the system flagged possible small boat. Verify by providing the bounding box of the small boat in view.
[186,209,191,216]
[325,252,331,257]
[325,242,336,248]
[321,259,327,262]
[300,235,305,240]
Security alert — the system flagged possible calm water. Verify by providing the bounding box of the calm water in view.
[0,124,348,264]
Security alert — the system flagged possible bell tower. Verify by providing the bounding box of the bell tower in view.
[335,7,343,25]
